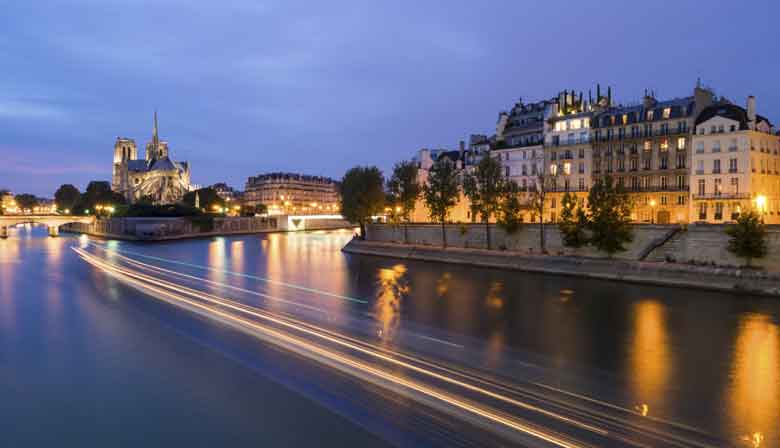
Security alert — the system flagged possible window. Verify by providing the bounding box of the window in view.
[564,179,570,191]
[660,138,669,151]
[551,198,557,209]
[699,202,707,220]
[647,110,654,120]
[676,153,686,169]
[578,148,585,158]
[713,159,721,174]
[660,176,668,189]
[715,202,723,220]
[567,133,575,145]
[550,164,557,176]
[696,160,704,174]
[563,162,571,175]
[714,178,722,196]
[729,139,738,152]
[663,108,671,119]
[661,195,668,205]
[570,119,581,130]
[698,179,705,196]
[505,166,510,177]
[677,195,686,205]
[729,158,737,173]
[696,142,705,153]
[731,177,739,194]
[630,158,638,171]
[677,175,685,190]
[643,158,651,170]
[578,162,584,174]
[660,156,668,169]
[644,140,652,151]
[521,165,527,176]
[642,176,651,189]
[712,140,721,153]
[677,137,686,150]
[578,178,585,190]
[521,179,527,190]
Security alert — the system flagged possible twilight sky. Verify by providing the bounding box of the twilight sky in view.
[1,0,779,196]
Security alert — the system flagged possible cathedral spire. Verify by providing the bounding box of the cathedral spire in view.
[152,109,159,153]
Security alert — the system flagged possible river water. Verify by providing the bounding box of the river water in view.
[1,225,778,447]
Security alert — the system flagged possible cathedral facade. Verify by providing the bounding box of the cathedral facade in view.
[112,113,193,204]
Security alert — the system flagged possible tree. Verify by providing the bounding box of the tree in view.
[497,180,523,235]
[423,158,459,248]
[74,181,125,215]
[340,166,385,239]
[182,187,224,212]
[726,211,767,267]
[558,192,589,248]
[54,184,80,212]
[14,193,38,211]
[587,175,633,256]
[528,173,553,253]
[463,155,504,249]
[387,160,421,244]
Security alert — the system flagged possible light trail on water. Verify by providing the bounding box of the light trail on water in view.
[73,245,726,448]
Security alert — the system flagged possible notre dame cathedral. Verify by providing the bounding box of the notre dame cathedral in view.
[111,112,193,204]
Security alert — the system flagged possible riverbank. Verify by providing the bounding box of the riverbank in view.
[60,215,353,241]
[343,239,780,297]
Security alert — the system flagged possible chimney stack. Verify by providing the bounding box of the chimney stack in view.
[747,96,756,129]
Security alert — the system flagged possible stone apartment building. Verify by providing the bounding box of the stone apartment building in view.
[691,96,779,223]
[590,84,715,223]
[243,173,340,215]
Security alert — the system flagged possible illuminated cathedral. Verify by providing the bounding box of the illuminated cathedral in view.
[111,112,193,204]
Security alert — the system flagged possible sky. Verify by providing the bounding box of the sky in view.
[1,0,779,197]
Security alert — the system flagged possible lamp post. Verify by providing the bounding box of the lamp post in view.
[649,199,657,224]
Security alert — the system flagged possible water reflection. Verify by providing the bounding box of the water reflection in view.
[729,314,779,445]
[374,264,408,343]
[630,300,670,409]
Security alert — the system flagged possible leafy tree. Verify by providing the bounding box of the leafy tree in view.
[558,192,589,248]
[726,211,767,267]
[340,166,385,239]
[528,173,553,253]
[587,175,633,256]
[54,184,80,212]
[463,155,504,249]
[182,187,225,212]
[72,181,126,215]
[497,180,523,235]
[14,193,39,211]
[423,158,459,248]
[387,160,421,243]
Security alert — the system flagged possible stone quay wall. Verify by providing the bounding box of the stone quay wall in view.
[62,216,278,241]
[366,223,780,271]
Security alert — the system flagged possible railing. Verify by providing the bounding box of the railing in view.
[692,193,750,200]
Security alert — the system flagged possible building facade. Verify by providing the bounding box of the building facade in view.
[112,113,192,204]
[691,97,779,223]
[590,84,714,223]
[244,173,340,215]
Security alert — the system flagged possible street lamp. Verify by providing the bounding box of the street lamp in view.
[649,199,657,224]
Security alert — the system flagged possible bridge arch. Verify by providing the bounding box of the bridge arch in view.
[0,215,95,238]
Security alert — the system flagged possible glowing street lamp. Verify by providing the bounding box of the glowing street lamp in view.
[649,199,657,224]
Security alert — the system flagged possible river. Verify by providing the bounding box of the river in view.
[1,225,778,447]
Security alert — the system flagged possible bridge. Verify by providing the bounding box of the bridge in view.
[0,215,95,238]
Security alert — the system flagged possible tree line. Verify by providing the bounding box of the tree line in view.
[340,155,768,265]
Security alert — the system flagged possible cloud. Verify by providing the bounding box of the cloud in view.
[0,100,69,121]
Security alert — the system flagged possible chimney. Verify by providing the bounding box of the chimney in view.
[747,96,756,128]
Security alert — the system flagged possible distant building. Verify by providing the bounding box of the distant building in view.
[1,191,16,214]
[112,112,193,205]
[210,183,242,202]
[691,96,778,223]
[244,173,340,215]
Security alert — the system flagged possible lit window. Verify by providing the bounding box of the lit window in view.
[660,139,669,151]
[663,108,671,119]
[677,137,686,150]
[647,110,654,120]
[644,140,652,151]
[550,164,558,176]
[563,162,571,175]
[583,118,590,128]
[622,114,628,125]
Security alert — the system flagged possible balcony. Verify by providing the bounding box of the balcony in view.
[693,192,750,200]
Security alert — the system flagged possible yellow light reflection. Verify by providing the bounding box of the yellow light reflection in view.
[375,264,408,342]
[729,315,778,445]
[630,300,670,408]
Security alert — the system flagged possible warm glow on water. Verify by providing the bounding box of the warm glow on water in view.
[729,314,779,445]
[630,300,670,410]
[374,264,407,343]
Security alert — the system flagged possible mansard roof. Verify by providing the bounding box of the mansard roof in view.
[592,96,695,128]
[694,103,773,129]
